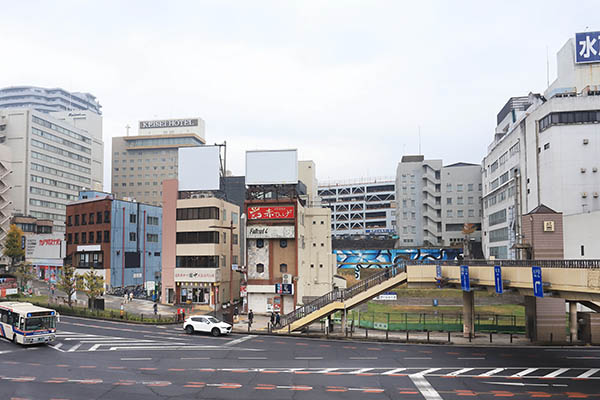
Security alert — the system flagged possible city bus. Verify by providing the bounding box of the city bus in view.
[0,302,57,345]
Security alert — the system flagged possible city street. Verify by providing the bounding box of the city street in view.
[0,316,599,399]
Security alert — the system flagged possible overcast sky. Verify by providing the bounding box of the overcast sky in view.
[1,1,597,190]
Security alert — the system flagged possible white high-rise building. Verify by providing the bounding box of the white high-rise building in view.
[481,33,600,259]
[0,108,103,234]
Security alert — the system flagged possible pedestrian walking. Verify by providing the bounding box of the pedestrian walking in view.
[129,292,133,302]
[153,303,158,315]
[248,309,254,326]
[270,312,275,327]
[275,312,281,327]
[123,293,128,304]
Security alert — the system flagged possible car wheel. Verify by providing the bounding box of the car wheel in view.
[185,325,194,335]
[211,328,220,337]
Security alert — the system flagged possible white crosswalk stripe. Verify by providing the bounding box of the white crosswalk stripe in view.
[577,368,600,379]
[510,368,538,377]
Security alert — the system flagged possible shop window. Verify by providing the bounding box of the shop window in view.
[256,263,265,273]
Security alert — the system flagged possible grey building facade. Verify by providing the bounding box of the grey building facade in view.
[0,86,101,115]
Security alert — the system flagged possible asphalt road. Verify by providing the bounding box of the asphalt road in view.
[1,316,599,399]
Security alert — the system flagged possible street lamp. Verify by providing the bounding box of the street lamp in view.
[210,220,236,309]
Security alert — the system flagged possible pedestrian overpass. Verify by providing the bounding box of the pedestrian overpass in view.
[278,259,600,342]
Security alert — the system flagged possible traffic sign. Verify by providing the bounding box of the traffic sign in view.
[460,265,470,292]
[532,266,543,298]
[436,265,442,280]
[494,265,503,294]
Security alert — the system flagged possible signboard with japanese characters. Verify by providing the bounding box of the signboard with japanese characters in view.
[174,268,221,283]
[575,31,600,63]
[246,225,295,239]
[247,206,295,220]
[25,234,65,265]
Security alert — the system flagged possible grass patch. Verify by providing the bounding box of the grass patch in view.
[366,302,524,317]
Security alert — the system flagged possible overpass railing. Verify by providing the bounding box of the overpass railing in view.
[406,259,600,268]
[280,264,405,328]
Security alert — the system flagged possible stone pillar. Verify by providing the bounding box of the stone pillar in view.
[462,290,475,338]
[569,301,578,342]
[524,296,537,341]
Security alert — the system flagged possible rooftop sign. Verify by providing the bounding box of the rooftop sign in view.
[139,118,199,129]
[575,31,600,63]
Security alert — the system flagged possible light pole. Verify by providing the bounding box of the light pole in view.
[210,219,236,309]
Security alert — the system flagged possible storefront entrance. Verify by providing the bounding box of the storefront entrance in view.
[176,282,212,306]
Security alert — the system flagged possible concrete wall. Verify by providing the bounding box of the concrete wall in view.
[564,210,600,258]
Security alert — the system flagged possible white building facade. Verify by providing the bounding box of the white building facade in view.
[318,178,396,238]
[481,33,600,259]
[0,108,103,233]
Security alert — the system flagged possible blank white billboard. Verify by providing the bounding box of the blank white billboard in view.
[246,149,298,185]
[178,146,221,190]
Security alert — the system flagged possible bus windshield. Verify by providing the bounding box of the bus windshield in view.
[24,316,56,331]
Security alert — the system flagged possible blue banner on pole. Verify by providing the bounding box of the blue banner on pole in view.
[460,265,470,292]
[494,266,503,294]
[532,266,543,298]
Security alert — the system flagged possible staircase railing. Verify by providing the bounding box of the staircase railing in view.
[280,264,406,328]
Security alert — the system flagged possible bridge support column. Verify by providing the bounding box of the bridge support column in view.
[569,301,578,342]
[525,296,566,342]
[341,308,347,335]
[462,290,475,338]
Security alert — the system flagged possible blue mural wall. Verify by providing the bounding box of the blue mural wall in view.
[335,248,462,278]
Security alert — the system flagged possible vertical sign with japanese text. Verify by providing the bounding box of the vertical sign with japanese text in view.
[460,265,470,292]
[532,266,544,298]
[494,266,503,294]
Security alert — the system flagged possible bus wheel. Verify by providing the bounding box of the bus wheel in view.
[12,334,17,344]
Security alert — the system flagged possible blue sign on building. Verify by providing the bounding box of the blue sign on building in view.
[532,266,544,298]
[460,265,470,292]
[494,266,503,294]
[436,265,442,279]
[575,31,600,63]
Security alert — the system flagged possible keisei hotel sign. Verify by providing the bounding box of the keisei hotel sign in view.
[248,206,295,220]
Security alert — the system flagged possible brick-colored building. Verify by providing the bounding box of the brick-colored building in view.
[520,204,564,259]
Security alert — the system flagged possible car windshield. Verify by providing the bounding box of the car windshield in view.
[207,317,220,324]
[24,316,56,331]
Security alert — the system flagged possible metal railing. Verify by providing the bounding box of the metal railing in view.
[406,259,600,269]
[280,264,405,327]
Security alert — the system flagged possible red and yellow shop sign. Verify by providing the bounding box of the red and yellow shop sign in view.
[247,206,294,220]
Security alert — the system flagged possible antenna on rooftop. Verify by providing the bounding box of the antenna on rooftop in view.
[125,124,131,136]
[418,126,422,155]
[546,46,550,88]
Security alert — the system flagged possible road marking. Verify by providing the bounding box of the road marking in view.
[543,368,569,378]
[483,381,549,387]
[348,368,374,375]
[405,357,432,360]
[181,357,210,360]
[66,343,81,352]
[409,374,443,400]
[120,358,151,361]
[511,368,538,377]
[349,357,378,360]
[382,368,407,375]
[295,357,323,360]
[238,357,267,360]
[478,368,505,377]
[0,350,12,355]
[225,335,256,346]
[446,368,474,376]
[458,357,485,360]
[576,368,600,379]
[566,356,600,359]
[419,368,442,376]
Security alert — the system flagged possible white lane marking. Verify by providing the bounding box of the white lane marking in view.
[458,357,485,360]
[405,357,432,360]
[120,357,152,361]
[478,368,505,377]
[48,343,65,352]
[238,357,267,360]
[0,350,12,355]
[225,334,256,346]
[349,357,378,360]
[382,368,407,375]
[567,356,600,359]
[67,343,81,352]
[295,357,323,360]
[577,368,600,379]
[511,368,538,377]
[181,357,210,360]
[544,368,569,378]
[446,368,474,376]
[419,368,442,376]
[409,374,443,400]
[348,368,374,374]
[483,381,548,387]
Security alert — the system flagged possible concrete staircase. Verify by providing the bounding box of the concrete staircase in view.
[277,265,407,333]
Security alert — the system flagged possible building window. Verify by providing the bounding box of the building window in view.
[74,233,79,244]
[67,233,72,244]
[75,215,80,226]
[89,212,95,224]
[147,234,159,243]
[468,183,474,192]
[468,209,474,217]
[96,231,102,243]
[130,232,136,241]
[67,216,72,226]
[81,232,87,243]
[457,210,464,218]
[232,234,238,245]
[97,211,102,223]
[89,232,94,243]
[256,263,265,273]
[104,230,110,243]
[280,263,288,273]
[581,245,585,257]
[130,214,137,223]
[446,198,452,205]
[280,239,287,248]
[256,239,264,248]
[176,207,219,220]
[176,231,219,244]
[104,211,110,223]
[457,196,464,205]
[446,184,452,192]
[223,232,226,244]
[176,256,220,268]
[457,184,463,192]
[447,210,453,218]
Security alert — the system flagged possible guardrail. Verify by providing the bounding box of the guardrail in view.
[406,259,600,269]
[280,264,405,327]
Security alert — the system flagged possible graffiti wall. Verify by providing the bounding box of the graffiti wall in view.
[335,248,462,278]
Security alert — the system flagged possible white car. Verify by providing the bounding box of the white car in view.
[183,315,232,336]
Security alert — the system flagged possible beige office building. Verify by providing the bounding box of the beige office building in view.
[111,118,205,206]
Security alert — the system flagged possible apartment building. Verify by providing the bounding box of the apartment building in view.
[111,118,205,206]
[0,86,102,115]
